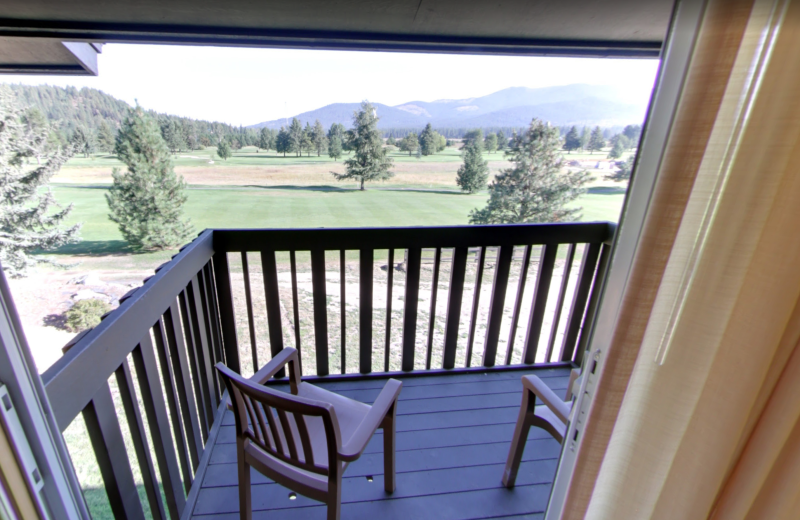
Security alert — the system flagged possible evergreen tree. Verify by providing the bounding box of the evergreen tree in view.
[496,130,507,152]
[301,123,313,156]
[563,126,581,154]
[328,133,343,161]
[276,127,291,157]
[160,119,186,155]
[588,126,605,154]
[258,127,274,152]
[331,101,394,190]
[71,126,94,157]
[311,120,328,156]
[469,119,590,224]
[484,133,498,154]
[606,154,635,182]
[96,121,116,153]
[419,123,438,156]
[0,87,80,277]
[622,124,642,146]
[216,140,232,161]
[463,129,484,149]
[289,118,303,156]
[400,133,418,156]
[386,136,397,147]
[106,105,193,251]
[580,126,590,150]
[456,140,489,194]
[607,139,625,159]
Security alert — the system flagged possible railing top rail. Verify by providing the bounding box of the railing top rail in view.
[42,230,215,431]
[213,222,615,252]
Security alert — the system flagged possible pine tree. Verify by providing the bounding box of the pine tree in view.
[71,126,94,157]
[160,119,186,155]
[386,136,397,147]
[331,101,394,190]
[301,123,314,157]
[497,130,507,152]
[563,126,581,154]
[400,133,418,156]
[276,127,291,157]
[463,129,484,149]
[456,140,489,194]
[580,126,590,151]
[216,140,232,160]
[0,87,80,276]
[106,105,193,251]
[289,118,303,157]
[311,120,328,156]
[606,154,635,182]
[607,139,625,159]
[588,126,605,154]
[469,119,590,224]
[419,123,438,156]
[328,133,343,161]
[258,127,274,153]
[484,133,498,154]
[96,121,116,153]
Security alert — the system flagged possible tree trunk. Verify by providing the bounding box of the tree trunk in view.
[360,178,365,191]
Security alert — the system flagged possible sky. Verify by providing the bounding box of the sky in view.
[2,44,660,127]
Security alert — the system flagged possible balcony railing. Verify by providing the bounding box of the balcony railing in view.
[40,222,613,519]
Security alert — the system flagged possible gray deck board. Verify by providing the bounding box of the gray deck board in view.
[190,367,569,519]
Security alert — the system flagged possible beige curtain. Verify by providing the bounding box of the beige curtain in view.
[563,0,800,518]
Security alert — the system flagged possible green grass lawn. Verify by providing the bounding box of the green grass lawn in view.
[50,184,624,255]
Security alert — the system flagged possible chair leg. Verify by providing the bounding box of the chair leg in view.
[502,390,534,488]
[327,472,342,520]
[382,402,397,493]
[237,439,252,520]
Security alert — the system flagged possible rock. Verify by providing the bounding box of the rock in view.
[72,290,111,303]
[70,274,104,286]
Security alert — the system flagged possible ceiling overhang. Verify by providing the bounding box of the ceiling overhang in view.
[0,37,100,75]
[0,0,674,59]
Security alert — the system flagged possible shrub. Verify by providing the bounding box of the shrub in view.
[65,298,111,332]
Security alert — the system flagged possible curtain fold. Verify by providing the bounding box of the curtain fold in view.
[564,0,800,518]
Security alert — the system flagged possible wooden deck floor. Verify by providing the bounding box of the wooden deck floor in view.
[188,366,572,520]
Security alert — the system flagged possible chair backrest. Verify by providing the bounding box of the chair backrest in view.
[216,363,342,477]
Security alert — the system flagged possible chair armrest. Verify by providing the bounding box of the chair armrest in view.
[226,348,302,410]
[339,379,402,461]
[522,375,570,423]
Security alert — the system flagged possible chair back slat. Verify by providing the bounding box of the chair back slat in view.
[242,395,260,442]
[276,409,299,460]
[293,412,315,467]
[252,401,273,450]
[262,404,284,455]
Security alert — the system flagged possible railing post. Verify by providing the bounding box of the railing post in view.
[212,249,241,374]
[574,243,612,366]
[560,242,602,362]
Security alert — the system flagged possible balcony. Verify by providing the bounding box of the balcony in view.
[41,223,613,519]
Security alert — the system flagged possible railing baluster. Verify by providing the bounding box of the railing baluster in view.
[241,252,259,372]
[310,248,329,376]
[340,249,346,374]
[384,248,394,372]
[188,276,218,417]
[115,359,166,520]
[132,338,186,518]
[178,290,209,440]
[522,244,558,364]
[482,245,514,367]
[152,319,193,492]
[442,247,467,369]
[425,248,442,370]
[82,384,146,520]
[202,263,224,369]
[505,245,533,365]
[261,249,285,376]
[545,244,576,363]
[401,247,422,372]
[560,242,602,362]
[360,248,373,374]
[465,246,486,368]
[289,250,302,372]
[574,243,612,366]
[164,302,204,471]
[212,252,240,373]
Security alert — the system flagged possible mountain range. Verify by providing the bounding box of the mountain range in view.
[250,84,649,131]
